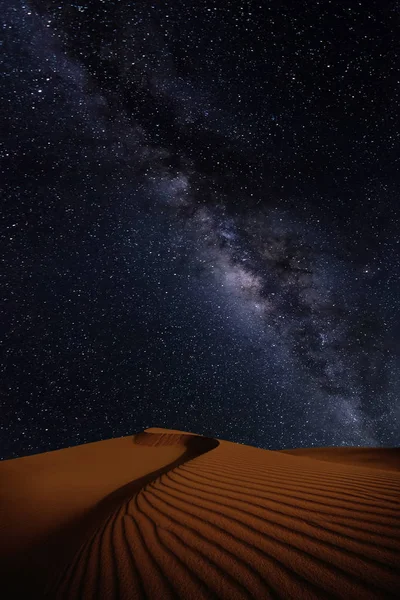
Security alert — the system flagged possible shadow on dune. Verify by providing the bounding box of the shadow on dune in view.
[3,432,219,600]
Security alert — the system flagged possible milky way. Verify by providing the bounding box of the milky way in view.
[1,0,399,458]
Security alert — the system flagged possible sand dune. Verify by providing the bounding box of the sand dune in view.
[280,446,400,472]
[0,430,205,599]
[1,428,399,599]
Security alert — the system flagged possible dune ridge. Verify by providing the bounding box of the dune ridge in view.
[133,429,216,452]
[46,430,400,599]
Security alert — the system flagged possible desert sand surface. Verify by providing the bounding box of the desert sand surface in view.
[280,446,400,472]
[1,428,399,599]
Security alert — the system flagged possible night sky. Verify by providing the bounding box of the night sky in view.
[2,0,399,459]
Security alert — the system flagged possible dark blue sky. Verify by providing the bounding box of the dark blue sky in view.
[1,0,399,458]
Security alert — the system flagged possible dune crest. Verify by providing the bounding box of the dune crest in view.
[41,429,400,599]
[134,429,218,452]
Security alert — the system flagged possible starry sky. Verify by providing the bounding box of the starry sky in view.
[2,0,399,459]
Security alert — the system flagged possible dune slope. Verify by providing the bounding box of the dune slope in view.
[41,429,400,599]
[280,446,400,472]
[0,430,215,599]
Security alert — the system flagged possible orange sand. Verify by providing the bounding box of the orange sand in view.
[280,446,400,472]
[1,428,399,599]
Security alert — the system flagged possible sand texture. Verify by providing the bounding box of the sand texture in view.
[1,428,399,599]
